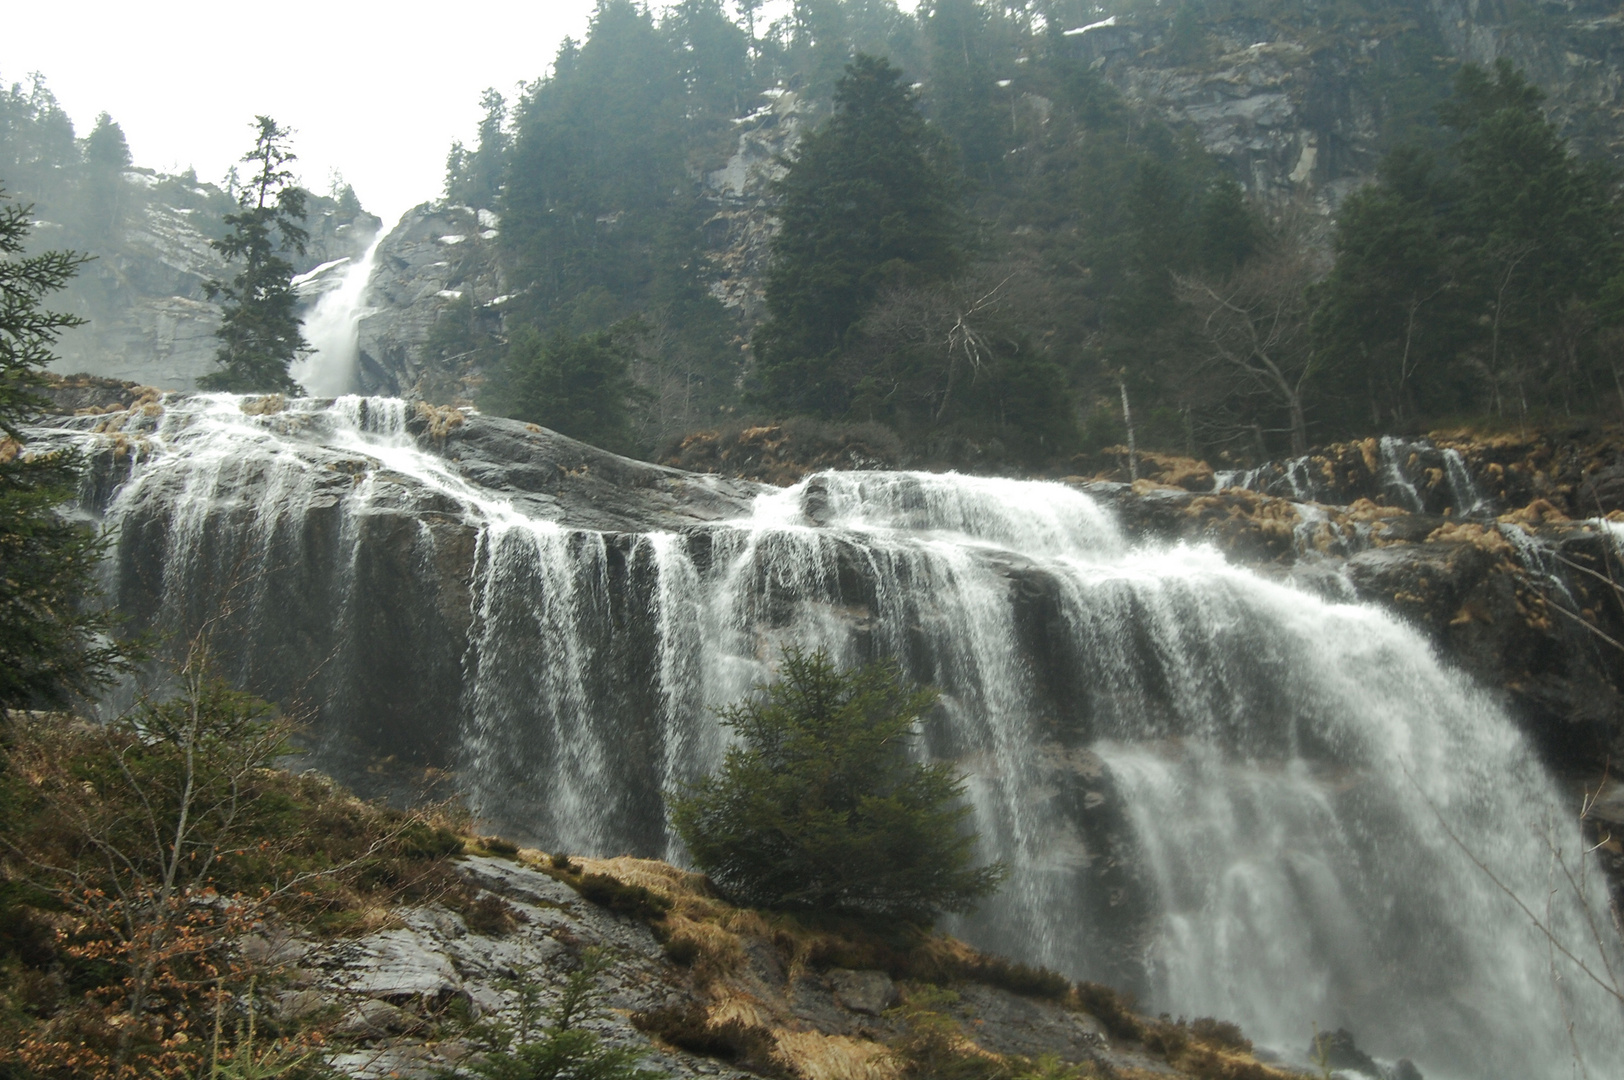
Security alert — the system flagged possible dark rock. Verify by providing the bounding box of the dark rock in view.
[826,969,897,1016]
[336,998,422,1039]
[272,988,328,1022]
[788,975,862,1035]
[950,984,1106,1063]
[1579,462,1624,515]
[1345,543,1496,634]
[1392,1059,1425,1080]
[1344,533,1624,770]
[1309,1027,1381,1076]
[427,411,763,533]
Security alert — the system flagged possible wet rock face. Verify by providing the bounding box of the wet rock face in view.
[1107,427,1624,774]
[1344,535,1624,766]
[355,205,505,402]
[74,400,763,784]
[429,410,763,532]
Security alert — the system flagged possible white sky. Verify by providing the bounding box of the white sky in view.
[0,1,848,230]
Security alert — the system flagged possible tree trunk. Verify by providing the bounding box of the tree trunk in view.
[1119,380,1138,481]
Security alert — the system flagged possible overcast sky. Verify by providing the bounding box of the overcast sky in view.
[1,1,850,229]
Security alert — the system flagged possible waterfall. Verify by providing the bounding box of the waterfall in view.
[74,395,1624,1079]
[292,229,386,397]
[1216,438,1497,521]
[1442,448,1486,517]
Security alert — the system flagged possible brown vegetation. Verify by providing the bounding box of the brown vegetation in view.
[526,855,1292,1080]
[0,652,476,1080]
[661,418,903,486]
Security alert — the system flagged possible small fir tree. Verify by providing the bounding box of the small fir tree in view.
[445,88,509,211]
[0,189,128,707]
[670,649,1006,921]
[457,948,660,1080]
[200,116,309,394]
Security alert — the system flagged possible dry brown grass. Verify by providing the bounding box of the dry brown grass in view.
[1425,520,1515,553]
[414,401,467,439]
[772,1031,896,1080]
[541,852,1296,1080]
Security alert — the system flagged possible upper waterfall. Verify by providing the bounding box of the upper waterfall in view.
[291,228,386,398]
[48,393,1624,1080]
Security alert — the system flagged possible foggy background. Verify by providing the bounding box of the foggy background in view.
[0,2,900,225]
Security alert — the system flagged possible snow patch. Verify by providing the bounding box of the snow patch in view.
[436,289,464,300]
[291,258,351,289]
[1063,16,1116,35]
[439,234,467,245]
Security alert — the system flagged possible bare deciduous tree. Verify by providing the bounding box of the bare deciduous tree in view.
[851,259,1059,424]
[1175,236,1327,457]
[0,637,426,1077]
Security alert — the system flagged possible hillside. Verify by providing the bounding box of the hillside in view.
[0,709,1324,1080]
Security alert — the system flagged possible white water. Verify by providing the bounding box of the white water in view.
[81,396,1624,1079]
[1217,437,1496,522]
[291,229,385,397]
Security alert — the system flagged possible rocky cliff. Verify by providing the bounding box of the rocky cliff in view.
[354,204,505,401]
[349,86,806,407]
[350,1,1624,405]
[39,169,380,391]
[1074,0,1624,209]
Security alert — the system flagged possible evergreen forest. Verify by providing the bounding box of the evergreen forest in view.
[429,0,1624,469]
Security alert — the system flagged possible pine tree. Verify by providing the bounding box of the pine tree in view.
[670,649,1006,921]
[922,0,1006,180]
[0,191,127,706]
[505,326,643,454]
[1313,60,1624,426]
[754,53,963,416]
[668,0,753,124]
[1310,147,1469,428]
[445,88,508,212]
[199,116,309,394]
[501,0,693,334]
[79,113,131,243]
[1441,59,1621,414]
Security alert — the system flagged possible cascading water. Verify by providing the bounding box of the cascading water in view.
[61,394,1624,1079]
[1215,437,1497,523]
[290,228,386,397]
